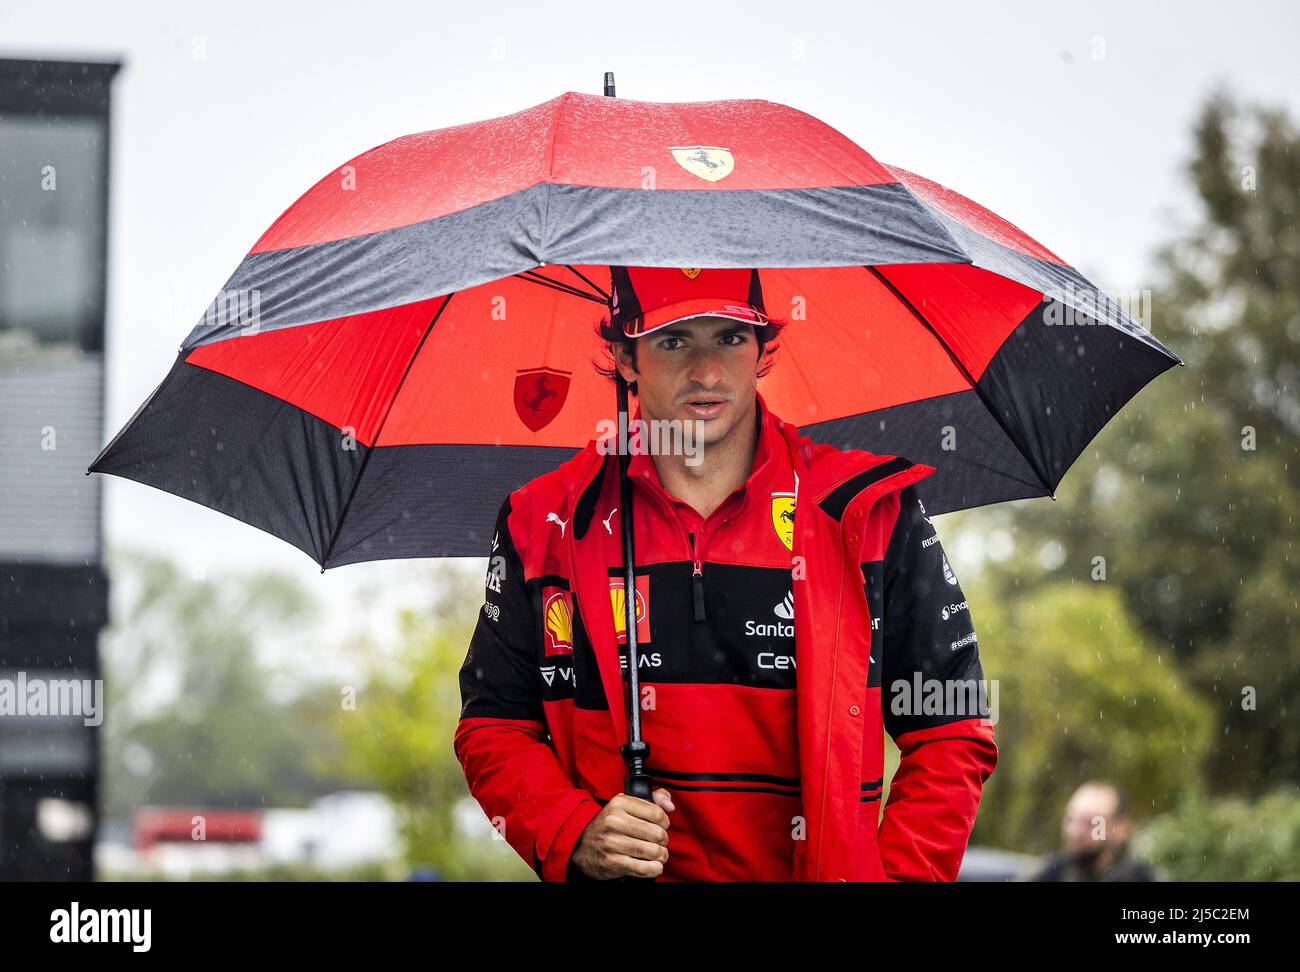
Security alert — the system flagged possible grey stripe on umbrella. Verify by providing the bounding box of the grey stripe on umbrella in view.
[180,181,970,352]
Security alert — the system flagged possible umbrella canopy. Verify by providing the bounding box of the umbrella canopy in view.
[88,90,1182,569]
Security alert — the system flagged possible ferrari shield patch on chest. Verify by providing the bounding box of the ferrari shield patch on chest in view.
[669,146,734,182]
[771,492,795,551]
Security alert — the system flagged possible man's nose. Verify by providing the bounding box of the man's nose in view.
[686,348,724,387]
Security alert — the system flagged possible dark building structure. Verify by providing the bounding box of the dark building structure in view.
[0,56,121,880]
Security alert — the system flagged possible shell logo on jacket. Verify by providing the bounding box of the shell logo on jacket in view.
[542,590,573,654]
[608,576,650,644]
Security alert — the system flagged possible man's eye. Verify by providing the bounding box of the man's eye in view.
[660,337,683,350]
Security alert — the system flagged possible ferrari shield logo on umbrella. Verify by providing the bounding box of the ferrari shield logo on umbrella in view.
[670,146,734,182]
[514,367,571,431]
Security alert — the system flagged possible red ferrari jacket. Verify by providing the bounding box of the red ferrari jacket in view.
[455,390,997,881]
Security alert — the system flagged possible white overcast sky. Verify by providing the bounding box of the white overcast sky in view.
[3,0,1299,629]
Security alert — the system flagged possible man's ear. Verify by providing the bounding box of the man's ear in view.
[614,342,638,383]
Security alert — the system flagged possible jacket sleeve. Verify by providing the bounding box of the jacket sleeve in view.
[875,484,998,882]
[454,494,603,882]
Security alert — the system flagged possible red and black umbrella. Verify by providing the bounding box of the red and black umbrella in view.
[88,78,1182,571]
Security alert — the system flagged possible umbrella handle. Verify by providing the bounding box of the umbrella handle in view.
[621,742,658,884]
[622,741,652,800]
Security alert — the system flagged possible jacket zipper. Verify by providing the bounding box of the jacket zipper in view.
[635,471,711,623]
[688,531,706,622]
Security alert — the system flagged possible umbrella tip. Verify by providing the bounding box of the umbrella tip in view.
[603,72,616,97]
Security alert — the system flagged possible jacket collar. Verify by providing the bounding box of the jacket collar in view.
[560,390,937,754]
[623,390,784,517]
[564,389,937,537]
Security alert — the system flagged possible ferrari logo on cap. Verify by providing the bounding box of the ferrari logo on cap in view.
[669,146,734,183]
[680,268,702,279]
[771,492,795,551]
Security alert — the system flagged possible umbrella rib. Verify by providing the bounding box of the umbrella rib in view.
[514,270,608,304]
[318,291,455,571]
[562,264,611,302]
[864,265,1055,498]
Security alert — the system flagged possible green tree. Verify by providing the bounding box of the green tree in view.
[1138,787,1300,881]
[969,86,1300,794]
[968,579,1213,853]
[101,547,351,824]
[331,564,533,880]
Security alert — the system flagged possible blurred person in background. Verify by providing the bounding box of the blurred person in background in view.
[1026,781,1157,881]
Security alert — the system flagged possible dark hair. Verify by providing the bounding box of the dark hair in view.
[592,312,788,396]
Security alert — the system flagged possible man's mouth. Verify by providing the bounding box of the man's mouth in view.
[683,397,728,418]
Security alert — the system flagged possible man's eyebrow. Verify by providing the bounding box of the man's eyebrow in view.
[657,322,750,339]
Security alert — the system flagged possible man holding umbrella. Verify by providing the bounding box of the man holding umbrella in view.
[457,264,997,882]
[80,79,1180,882]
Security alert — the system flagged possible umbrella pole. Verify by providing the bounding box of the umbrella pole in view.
[605,70,658,883]
[601,68,652,804]
[615,372,652,802]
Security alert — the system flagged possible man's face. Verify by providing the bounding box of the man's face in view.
[615,315,766,449]
[1062,785,1125,860]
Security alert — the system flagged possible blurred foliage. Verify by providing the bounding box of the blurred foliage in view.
[1137,786,1300,881]
[965,85,1300,795]
[329,563,534,880]
[102,547,531,879]
[101,547,352,823]
[965,579,1213,853]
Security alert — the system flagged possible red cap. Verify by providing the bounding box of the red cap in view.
[609,266,772,338]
